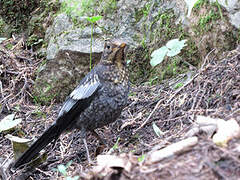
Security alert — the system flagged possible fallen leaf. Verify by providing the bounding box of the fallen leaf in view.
[213,119,240,147]
[95,154,132,173]
[0,114,22,132]
[5,134,32,159]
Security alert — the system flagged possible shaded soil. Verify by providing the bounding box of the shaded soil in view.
[0,37,240,180]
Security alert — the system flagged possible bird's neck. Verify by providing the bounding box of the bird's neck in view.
[97,63,129,85]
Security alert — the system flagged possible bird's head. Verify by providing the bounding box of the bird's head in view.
[100,39,127,69]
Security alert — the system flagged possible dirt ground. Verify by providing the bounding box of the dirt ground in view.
[0,37,240,180]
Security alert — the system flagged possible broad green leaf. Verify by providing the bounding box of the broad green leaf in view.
[86,16,102,23]
[58,164,67,176]
[150,46,168,67]
[184,0,198,17]
[166,39,187,57]
[0,114,22,132]
[152,122,164,137]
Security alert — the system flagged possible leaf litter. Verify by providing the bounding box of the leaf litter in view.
[0,36,240,179]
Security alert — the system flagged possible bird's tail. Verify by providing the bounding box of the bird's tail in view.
[13,124,61,169]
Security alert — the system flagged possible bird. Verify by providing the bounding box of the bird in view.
[13,39,129,169]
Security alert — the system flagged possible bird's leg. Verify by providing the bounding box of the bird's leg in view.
[83,138,92,164]
[91,130,107,146]
[80,128,92,164]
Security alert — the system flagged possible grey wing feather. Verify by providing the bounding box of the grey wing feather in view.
[58,73,100,117]
[70,73,100,100]
[58,98,77,117]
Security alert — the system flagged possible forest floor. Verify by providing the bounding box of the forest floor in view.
[0,37,240,180]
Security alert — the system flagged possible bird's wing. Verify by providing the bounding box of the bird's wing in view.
[58,72,100,117]
[70,73,100,100]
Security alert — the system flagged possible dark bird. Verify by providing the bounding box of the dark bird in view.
[13,39,129,169]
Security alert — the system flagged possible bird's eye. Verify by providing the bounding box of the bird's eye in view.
[106,45,111,49]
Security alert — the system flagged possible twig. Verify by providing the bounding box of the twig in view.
[167,49,215,104]
[133,99,164,134]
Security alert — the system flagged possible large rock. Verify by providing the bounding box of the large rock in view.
[210,0,240,29]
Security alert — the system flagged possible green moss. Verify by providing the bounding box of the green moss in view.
[130,7,200,84]
[33,81,57,105]
[5,43,13,50]
[134,2,151,23]
[192,0,222,35]
[197,9,220,34]
[193,0,208,10]
[160,57,186,80]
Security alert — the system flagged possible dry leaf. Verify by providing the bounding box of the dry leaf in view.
[213,119,240,147]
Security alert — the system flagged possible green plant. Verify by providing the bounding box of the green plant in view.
[150,39,187,67]
[60,0,102,70]
[6,43,13,50]
[152,122,164,137]
[112,137,120,150]
[56,161,79,180]
[198,9,220,30]
[174,82,184,89]
[86,16,102,70]
[193,0,208,10]
[138,154,145,162]
[108,137,121,154]
[32,108,46,119]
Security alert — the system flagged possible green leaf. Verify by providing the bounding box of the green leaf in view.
[152,122,164,137]
[166,39,187,57]
[150,46,168,67]
[138,154,145,162]
[65,160,72,168]
[174,82,184,89]
[0,114,22,132]
[112,137,120,150]
[57,164,67,176]
[126,59,131,65]
[86,16,102,23]
[0,37,7,44]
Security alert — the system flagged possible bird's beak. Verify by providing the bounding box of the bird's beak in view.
[120,43,126,49]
